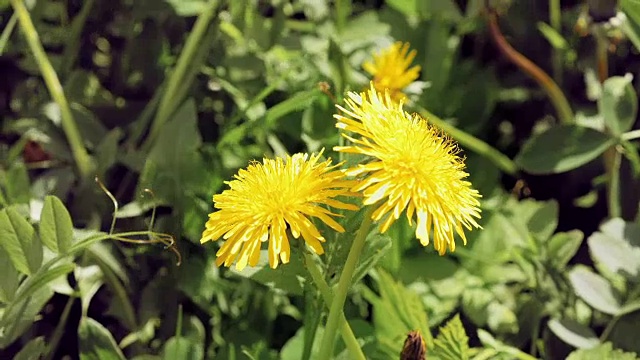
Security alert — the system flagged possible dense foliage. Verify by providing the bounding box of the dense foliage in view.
[2,0,640,359]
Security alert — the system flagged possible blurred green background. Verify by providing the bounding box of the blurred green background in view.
[2,0,640,359]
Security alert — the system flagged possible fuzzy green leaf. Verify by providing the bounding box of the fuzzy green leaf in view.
[431,314,470,360]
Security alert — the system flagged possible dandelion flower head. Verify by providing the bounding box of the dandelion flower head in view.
[363,41,421,101]
[200,150,359,270]
[334,84,482,254]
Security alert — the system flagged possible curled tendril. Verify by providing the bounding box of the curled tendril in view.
[96,177,182,266]
[141,188,157,235]
[95,176,118,235]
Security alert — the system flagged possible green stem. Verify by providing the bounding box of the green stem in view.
[145,0,219,149]
[61,0,96,77]
[44,295,76,360]
[622,129,640,141]
[607,148,622,218]
[317,207,374,360]
[89,250,138,330]
[549,0,562,85]
[600,314,621,341]
[0,12,18,55]
[303,252,366,360]
[416,106,519,176]
[335,0,351,34]
[11,0,93,178]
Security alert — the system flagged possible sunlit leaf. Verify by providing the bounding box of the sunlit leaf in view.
[569,266,622,315]
[548,318,600,349]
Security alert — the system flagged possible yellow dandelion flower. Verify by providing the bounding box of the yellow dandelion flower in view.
[200,150,359,270]
[334,84,482,254]
[363,42,421,101]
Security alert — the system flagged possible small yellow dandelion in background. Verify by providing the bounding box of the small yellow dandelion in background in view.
[334,84,482,254]
[200,150,359,270]
[363,41,421,101]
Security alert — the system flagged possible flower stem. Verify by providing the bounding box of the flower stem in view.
[487,10,574,125]
[44,295,75,360]
[622,129,640,141]
[549,0,562,84]
[0,12,18,55]
[145,0,219,150]
[11,0,93,178]
[607,148,622,218]
[318,207,374,360]
[416,106,518,176]
[303,252,366,360]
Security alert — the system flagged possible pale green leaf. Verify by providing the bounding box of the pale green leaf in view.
[569,266,621,315]
[39,195,74,254]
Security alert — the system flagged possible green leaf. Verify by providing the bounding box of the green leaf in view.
[95,128,123,176]
[76,265,104,317]
[461,287,492,326]
[548,318,600,349]
[353,233,392,285]
[566,342,639,360]
[14,336,47,360]
[608,310,640,354]
[162,336,204,360]
[548,230,584,267]
[569,266,621,315]
[3,162,30,205]
[621,0,640,52]
[599,75,638,135]
[0,207,42,275]
[588,231,640,279]
[0,284,55,348]
[78,317,126,360]
[363,270,432,359]
[39,195,74,254]
[385,0,417,17]
[431,314,470,360]
[486,302,518,335]
[537,21,569,49]
[165,0,210,16]
[138,98,205,212]
[231,250,306,296]
[263,89,321,129]
[515,124,614,174]
[525,199,559,241]
[11,263,75,312]
[0,243,19,303]
[477,329,552,359]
